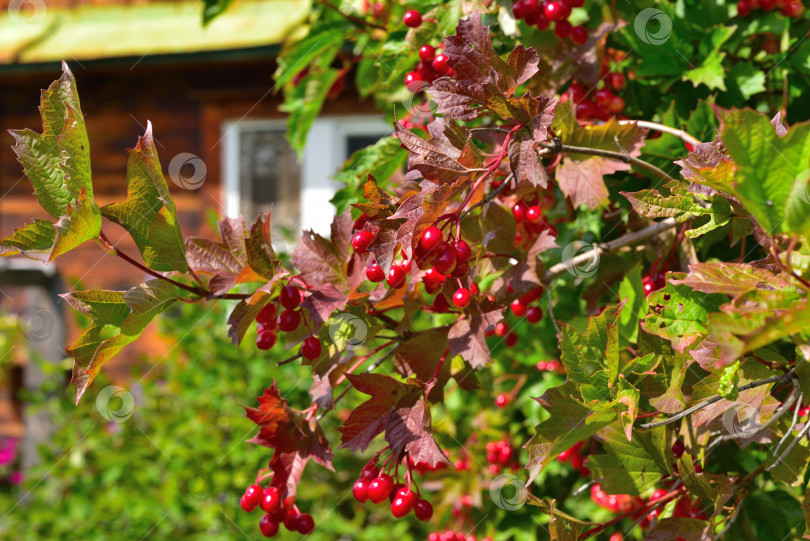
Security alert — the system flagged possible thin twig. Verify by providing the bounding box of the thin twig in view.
[622,480,683,536]
[540,138,676,183]
[543,218,679,282]
[639,373,789,429]
[768,416,810,471]
[460,173,514,220]
[774,392,803,456]
[618,120,702,147]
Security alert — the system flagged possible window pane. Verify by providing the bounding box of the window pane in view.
[238,127,300,231]
[347,135,383,156]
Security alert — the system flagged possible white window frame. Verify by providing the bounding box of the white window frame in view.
[221,116,392,236]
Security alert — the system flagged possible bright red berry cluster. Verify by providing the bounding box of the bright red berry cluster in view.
[404,44,455,92]
[737,0,804,18]
[535,359,565,373]
[241,484,315,537]
[512,0,589,44]
[255,283,323,361]
[428,531,493,541]
[557,440,589,475]
[351,456,434,521]
[484,439,519,474]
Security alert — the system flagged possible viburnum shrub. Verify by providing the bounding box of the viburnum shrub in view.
[3,0,810,538]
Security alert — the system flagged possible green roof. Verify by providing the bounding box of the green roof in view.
[0,0,307,66]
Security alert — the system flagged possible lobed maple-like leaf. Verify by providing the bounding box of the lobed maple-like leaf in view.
[245,384,333,498]
[186,216,251,295]
[448,304,504,368]
[291,211,353,285]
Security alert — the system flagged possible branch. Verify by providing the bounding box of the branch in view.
[618,120,702,147]
[543,218,679,282]
[540,138,677,183]
[315,0,386,30]
[639,372,790,429]
[98,232,206,297]
[768,413,810,471]
[460,172,514,220]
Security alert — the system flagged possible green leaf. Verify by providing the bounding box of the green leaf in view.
[683,26,736,91]
[559,303,624,401]
[201,0,234,25]
[50,189,101,261]
[588,422,667,495]
[9,63,92,218]
[727,62,767,100]
[63,282,189,402]
[100,123,188,273]
[525,382,617,482]
[281,69,341,154]
[274,24,346,88]
[717,360,741,400]
[0,220,56,262]
[721,109,810,235]
[641,280,727,353]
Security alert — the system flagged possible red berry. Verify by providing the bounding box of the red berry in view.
[368,474,394,503]
[278,309,301,332]
[432,54,450,76]
[454,240,472,263]
[351,230,374,254]
[495,393,510,408]
[576,100,597,119]
[280,284,301,309]
[294,513,315,534]
[526,205,542,222]
[453,287,471,308]
[423,267,446,294]
[527,306,543,323]
[416,61,436,81]
[282,508,299,531]
[609,72,626,91]
[367,263,385,282]
[244,484,264,509]
[760,0,777,10]
[433,243,457,275]
[544,1,565,20]
[241,494,255,512]
[562,0,584,5]
[386,264,407,288]
[259,514,280,537]
[391,495,414,518]
[672,439,685,458]
[512,201,528,222]
[257,330,278,350]
[535,12,550,30]
[595,88,613,106]
[256,303,277,326]
[353,213,369,230]
[511,298,527,317]
[570,25,588,45]
[451,261,469,278]
[404,71,425,92]
[650,488,668,502]
[415,499,434,521]
[419,45,436,62]
[353,478,370,502]
[495,321,509,337]
[420,226,444,252]
[608,95,625,114]
[512,0,529,18]
[302,336,322,360]
[261,487,281,513]
[403,9,422,27]
[504,332,518,347]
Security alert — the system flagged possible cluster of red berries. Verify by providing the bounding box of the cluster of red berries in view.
[241,485,315,537]
[351,463,434,521]
[405,44,454,92]
[255,283,322,360]
[407,454,448,474]
[511,193,557,248]
[564,79,626,122]
[590,483,644,514]
[535,359,565,373]
[737,0,804,17]
[512,0,589,44]
[557,440,589,475]
[429,528,492,541]
[484,439,520,474]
